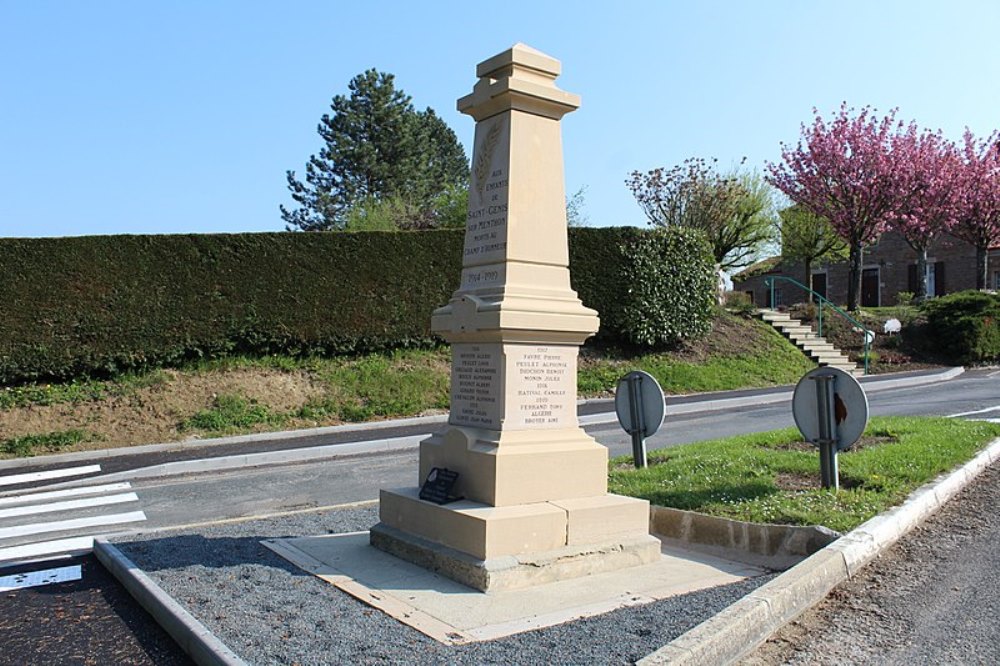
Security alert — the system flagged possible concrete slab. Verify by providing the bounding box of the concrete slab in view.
[263,531,765,645]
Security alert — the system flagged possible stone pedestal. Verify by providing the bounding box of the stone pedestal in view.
[370,44,658,591]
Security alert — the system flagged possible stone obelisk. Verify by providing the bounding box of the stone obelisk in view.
[370,44,659,591]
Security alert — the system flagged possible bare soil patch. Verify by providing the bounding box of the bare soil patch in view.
[774,472,816,491]
[773,440,815,452]
[773,435,896,454]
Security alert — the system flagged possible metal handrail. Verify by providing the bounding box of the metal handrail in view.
[762,275,872,375]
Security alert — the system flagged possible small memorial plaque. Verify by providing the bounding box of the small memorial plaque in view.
[419,467,461,505]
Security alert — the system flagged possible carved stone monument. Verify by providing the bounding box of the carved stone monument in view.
[370,43,660,591]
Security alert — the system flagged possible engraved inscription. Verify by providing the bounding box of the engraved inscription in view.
[508,345,576,429]
[464,189,508,260]
[473,119,503,202]
[464,119,509,265]
[460,263,505,291]
[449,344,500,429]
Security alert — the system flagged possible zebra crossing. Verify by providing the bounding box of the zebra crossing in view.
[0,464,146,565]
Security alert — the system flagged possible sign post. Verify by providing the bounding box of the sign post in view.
[615,371,666,469]
[792,367,869,490]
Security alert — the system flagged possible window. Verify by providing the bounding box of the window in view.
[994,271,1000,290]
[811,272,827,302]
[908,261,945,296]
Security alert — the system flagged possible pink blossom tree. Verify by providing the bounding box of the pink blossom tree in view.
[767,104,903,310]
[951,129,1000,289]
[887,126,962,302]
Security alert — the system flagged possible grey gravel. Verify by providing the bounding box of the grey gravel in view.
[114,506,774,665]
[743,461,1000,665]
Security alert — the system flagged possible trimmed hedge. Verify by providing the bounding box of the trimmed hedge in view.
[0,227,715,383]
[921,290,1000,364]
[570,227,716,346]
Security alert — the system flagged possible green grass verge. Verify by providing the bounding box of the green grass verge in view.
[2,429,96,456]
[609,416,1000,533]
[177,348,452,433]
[182,394,287,434]
[578,327,814,395]
[296,349,451,422]
[0,371,170,409]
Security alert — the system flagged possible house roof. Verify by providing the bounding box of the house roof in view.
[732,256,781,280]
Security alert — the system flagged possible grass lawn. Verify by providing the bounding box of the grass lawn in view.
[609,416,1000,533]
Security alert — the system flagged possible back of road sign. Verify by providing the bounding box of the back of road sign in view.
[615,371,665,438]
[792,366,869,451]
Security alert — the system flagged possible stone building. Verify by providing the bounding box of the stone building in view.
[734,231,1000,307]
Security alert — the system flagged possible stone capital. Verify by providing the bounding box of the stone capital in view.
[457,43,580,122]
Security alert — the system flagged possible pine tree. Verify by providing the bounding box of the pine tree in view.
[281,70,469,231]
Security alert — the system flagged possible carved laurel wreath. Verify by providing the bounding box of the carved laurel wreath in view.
[474,119,503,202]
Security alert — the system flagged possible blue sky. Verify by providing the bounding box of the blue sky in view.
[3,1,999,238]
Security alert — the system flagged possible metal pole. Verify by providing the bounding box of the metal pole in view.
[812,374,839,490]
[864,333,870,376]
[628,374,647,469]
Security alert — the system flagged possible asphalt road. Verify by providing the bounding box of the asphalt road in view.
[0,554,193,665]
[742,455,1000,665]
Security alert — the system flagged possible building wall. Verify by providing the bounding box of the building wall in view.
[735,231,1000,308]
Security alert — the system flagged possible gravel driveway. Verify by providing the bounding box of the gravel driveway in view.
[115,505,775,665]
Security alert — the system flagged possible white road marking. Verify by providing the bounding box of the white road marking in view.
[946,405,1000,418]
[0,536,95,563]
[579,413,619,426]
[0,511,146,540]
[0,564,82,592]
[0,465,102,487]
[0,493,139,519]
[0,483,132,508]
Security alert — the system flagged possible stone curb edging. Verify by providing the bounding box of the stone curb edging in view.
[93,538,247,666]
[650,506,840,570]
[637,434,1000,665]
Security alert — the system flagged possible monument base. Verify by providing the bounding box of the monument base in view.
[370,523,660,593]
[371,487,659,591]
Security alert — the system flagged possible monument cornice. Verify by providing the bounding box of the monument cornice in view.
[457,78,581,121]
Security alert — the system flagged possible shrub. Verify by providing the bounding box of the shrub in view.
[921,290,1000,364]
[895,291,914,306]
[724,291,754,315]
[615,227,716,346]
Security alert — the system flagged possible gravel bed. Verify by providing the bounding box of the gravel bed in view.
[114,505,775,665]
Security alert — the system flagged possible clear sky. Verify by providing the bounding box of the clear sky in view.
[3,1,999,238]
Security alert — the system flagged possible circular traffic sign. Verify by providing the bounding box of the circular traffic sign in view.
[792,366,869,451]
[615,371,665,438]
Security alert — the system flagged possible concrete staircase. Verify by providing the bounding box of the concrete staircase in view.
[757,308,862,376]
